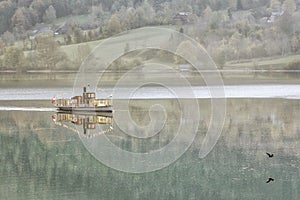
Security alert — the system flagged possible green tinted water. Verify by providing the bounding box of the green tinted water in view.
[0,99,299,200]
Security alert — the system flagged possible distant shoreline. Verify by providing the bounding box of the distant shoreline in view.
[0,71,299,88]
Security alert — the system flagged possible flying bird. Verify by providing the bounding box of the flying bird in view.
[266,178,274,183]
[266,152,274,158]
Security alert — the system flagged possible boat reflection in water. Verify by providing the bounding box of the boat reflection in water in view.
[52,111,113,137]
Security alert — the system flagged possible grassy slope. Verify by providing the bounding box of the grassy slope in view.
[225,54,300,70]
[60,40,102,60]
[8,18,300,71]
[2,26,300,87]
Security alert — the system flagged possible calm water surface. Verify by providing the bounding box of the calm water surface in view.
[1,85,300,100]
[0,98,300,200]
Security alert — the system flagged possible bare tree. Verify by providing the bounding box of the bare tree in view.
[0,38,5,55]
[105,14,122,36]
[283,0,297,14]
[35,36,67,78]
[43,5,57,22]
[3,47,26,72]
[2,31,15,45]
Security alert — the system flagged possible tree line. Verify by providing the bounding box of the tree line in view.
[0,0,285,38]
[0,36,91,75]
[1,0,300,71]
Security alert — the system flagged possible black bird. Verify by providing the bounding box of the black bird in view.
[266,152,274,158]
[266,178,274,183]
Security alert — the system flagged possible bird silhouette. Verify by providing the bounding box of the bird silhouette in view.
[266,178,274,183]
[266,152,274,158]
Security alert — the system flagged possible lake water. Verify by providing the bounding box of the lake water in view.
[0,93,300,199]
[0,85,300,100]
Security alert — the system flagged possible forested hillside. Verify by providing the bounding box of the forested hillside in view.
[1,0,300,72]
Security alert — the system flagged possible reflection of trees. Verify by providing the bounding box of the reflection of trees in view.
[1,125,300,199]
[1,99,300,198]
[222,99,300,152]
